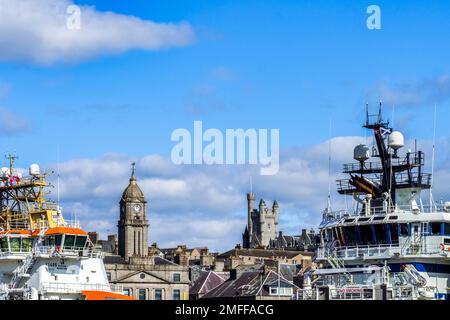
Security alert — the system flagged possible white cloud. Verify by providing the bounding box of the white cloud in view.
[0,0,195,64]
[366,74,450,107]
[0,107,31,133]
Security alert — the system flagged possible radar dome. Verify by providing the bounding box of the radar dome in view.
[29,164,40,176]
[354,144,370,162]
[1,167,9,177]
[388,131,404,150]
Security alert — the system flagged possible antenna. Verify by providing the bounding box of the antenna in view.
[378,100,383,123]
[327,117,332,212]
[365,102,369,126]
[57,145,60,209]
[430,104,437,209]
[131,162,136,178]
[6,153,18,174]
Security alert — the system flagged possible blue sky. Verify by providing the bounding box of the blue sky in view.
[0,0,449,250]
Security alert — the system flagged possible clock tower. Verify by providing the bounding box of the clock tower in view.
[118,163,149,261]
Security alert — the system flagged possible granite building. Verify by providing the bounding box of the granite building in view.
[242,192,279,248]
[103,164,190,300]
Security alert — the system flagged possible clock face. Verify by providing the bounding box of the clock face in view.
[133,204,141,213]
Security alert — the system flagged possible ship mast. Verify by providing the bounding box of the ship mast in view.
[336,102,432,214]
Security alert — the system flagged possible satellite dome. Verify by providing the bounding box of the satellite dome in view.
[29,164,40,176]
[388,131,404,150]
[1,167,9,177]
[354,144,370,162]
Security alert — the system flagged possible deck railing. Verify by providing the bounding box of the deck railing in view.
[317,242,443,260]
[40,282,123,294]
[322,203,448,222]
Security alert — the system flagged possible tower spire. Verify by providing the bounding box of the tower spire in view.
[131,162,136,180]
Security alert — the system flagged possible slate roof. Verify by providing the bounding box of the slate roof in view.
[201,270,299,299]
[216,248,312,260]
[189,271,226,296]
[104,255,126,265]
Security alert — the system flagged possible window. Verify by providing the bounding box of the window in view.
[173,273,181,282]
[344,226,356,246]
[269,287,293,296]
[106,272,111,281]
[22,238,33,252]
[55,235,63,247]
[123,288,131,296]
[155,289,163,300]
[445,224,450,236]
[173,289,181,300]
[9,238,20,252]
[75,236,87,249]
[399,224,409,236]
[430,223,441,236]
[0,238,8,251]
[64,235,76,249]
[389,224,399,244]
[373,224,387,244]
[138,289,146,300]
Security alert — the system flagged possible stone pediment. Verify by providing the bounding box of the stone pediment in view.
[115,270,169,284]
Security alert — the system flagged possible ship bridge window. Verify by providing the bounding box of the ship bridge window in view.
[358,225,374,245]
[399,224,409,237]
[64,235,76,249]
[444,224,450,236]
[10,238,21,252]
[0,238,8,252]
[22,238,33,252]
[75,236,87,249]
[373,216,385,221]
[44,235,63,247]
[344,219,355,223]
[389,223,399,244]
[358,217,370,222]
[343,226,357,246]
[430,223,441,236]
[373,224,387,244]
[388,216,398,220]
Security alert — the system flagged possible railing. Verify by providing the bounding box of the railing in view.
[34,245,102,258]
[329,287,374,300]
[60,220,81,228]
[317,242,443,261]
[342,152,425,173]
[322,203,448,222]
[337,172,432,194]
[40,282,123,294]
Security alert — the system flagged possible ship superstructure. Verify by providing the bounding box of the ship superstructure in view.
[0,155,132,300]
[297,103,450,300]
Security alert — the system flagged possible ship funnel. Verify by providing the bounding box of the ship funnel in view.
[388,131,404,150]
[354,144,370,162]
[29,164,40,176]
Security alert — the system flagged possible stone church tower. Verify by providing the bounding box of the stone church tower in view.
[242,192,279,249]
[118,163,149,261]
